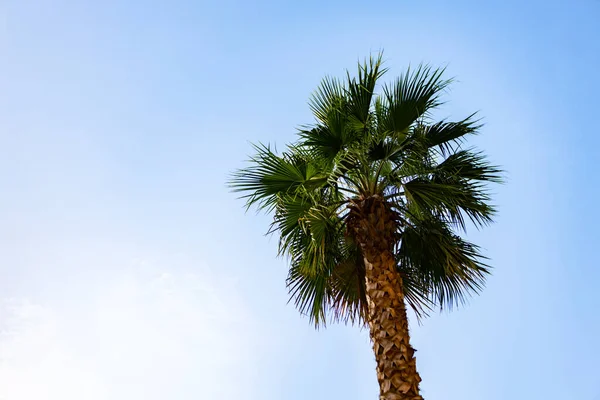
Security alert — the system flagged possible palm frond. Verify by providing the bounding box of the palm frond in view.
[423,115,481,155]
[400,146,500,230]
[435,149,503,183]
[299,98,356,162]
[398,263,434,321]
[404,177,496,231]
[309,76,346,124]
[345,54,387,132]
[328,240,368,325]
[230,143,329,211]
[276,194,348,326]
[287,258,331,326]
[299,125,344,162]
[381,65,451,135]
[270,193,314,253]
[398,216,490,310]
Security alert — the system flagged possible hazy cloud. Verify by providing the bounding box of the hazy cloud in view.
[0,261,262,400]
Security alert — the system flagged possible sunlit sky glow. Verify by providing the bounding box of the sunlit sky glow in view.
[1,1,599,399]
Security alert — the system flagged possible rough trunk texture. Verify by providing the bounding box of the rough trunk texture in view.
[348,195,423,400]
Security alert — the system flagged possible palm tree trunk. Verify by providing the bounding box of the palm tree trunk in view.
[363,249,423,400]
[348,195,423,400]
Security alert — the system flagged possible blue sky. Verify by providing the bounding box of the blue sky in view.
[1,0,599,399]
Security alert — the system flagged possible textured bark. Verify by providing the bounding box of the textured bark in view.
[348,195,423,400]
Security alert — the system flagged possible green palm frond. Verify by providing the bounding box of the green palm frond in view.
[398,262,434,321]
[345,53,387,131]
[435,149,503,183]
[398,215,490,310]
[404,177,495,230]
[287,257,331,326]
[328,240,368,324]
[309,76,346,125]
[381,65,451,135]
[423,115,481,155]
[269,194,313,253]
[299,125,346,162]
[399,147,501,231]
[230,143,329,211]
[284,204,347,326]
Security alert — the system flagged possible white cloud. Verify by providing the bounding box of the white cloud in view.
[0,261,262,400]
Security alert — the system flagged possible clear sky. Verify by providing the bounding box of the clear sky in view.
[1,1,599,399]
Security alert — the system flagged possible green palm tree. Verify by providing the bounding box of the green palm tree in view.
[230,54,502,400]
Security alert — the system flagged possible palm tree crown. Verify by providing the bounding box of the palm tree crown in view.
[231,54,502,327]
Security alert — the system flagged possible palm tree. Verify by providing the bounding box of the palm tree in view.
[230,54,502,400]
